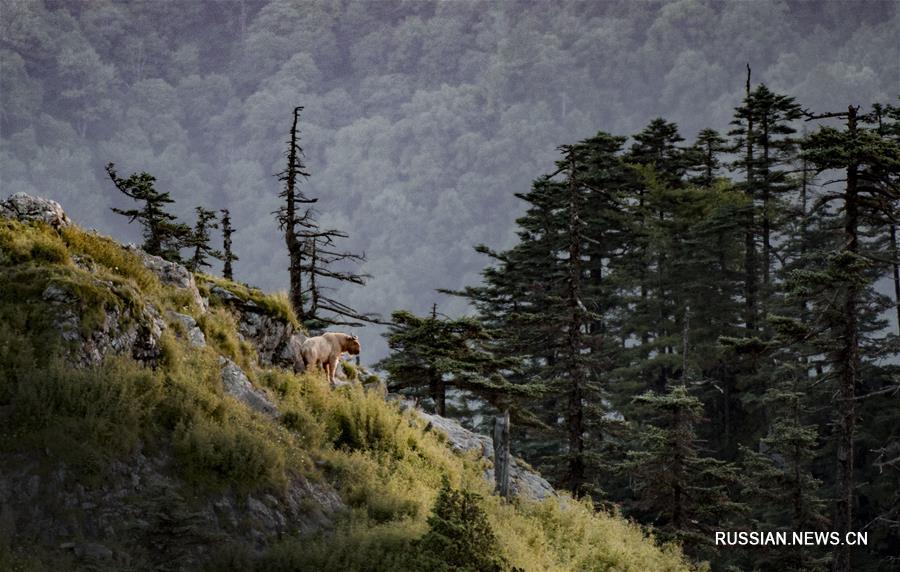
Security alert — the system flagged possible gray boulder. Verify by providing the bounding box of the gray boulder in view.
[219,357,278,417]
[42,281,165,367]
[167,311,206,348]
[0,192,71,229]
[416,409,557,501]
[126,245,206,311]
[210,285,306,371]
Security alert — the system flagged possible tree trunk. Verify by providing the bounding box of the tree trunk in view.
[285,107,304,320]
[565,150,586,495]
[493,411,511,499]
[891,224,900,335]
[761,119,771,289]
[309,238,319,317]
[222,211,234,281]
[832,106,859,572]
[744,66,758,333]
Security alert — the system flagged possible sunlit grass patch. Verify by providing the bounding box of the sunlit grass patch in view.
[197,274,300,329]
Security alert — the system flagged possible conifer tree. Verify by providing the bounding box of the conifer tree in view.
[623,385,744,560]
[106,163,191,262]
[690,128,727,187]
[377,306,524,417]
[449,134,629,495]
[628,118,689,188]
[413,479,507,572]
[185,206,223,272]
[744,85,803,292]
[219,208,238,281]
[623,119,691,384]
[730,79,802,322]
[777,104,900,572]
[729,65,761,333]
[738,377,829,572]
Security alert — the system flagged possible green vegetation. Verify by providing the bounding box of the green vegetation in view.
[197,273,300,329]
[106,163,192,263]
[439,93,899,570]
[378,307,526,417]
[0,219,691,571]
[415,478,509,572]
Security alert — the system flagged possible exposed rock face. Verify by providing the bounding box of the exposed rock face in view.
[168,311,206,348]
[417,409,557,501]
[42,282,165,367]
[0,451,346,570]
[209,285,306,371]
[219,357,278,417]
[284,333,307,373]
[0,192,71,229]
[126,245,206,311]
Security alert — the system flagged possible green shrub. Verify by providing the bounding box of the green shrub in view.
[328,386,406,453]
[280,405,326,449]
[341,360,358,380]
[328,452,422,523]
[196,308,256,371]
[413,478,508,572]
[257,518,422,572]
[0,352,163,481]
[174,415,286,490]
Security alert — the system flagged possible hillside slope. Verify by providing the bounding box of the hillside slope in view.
[0,194,692,571]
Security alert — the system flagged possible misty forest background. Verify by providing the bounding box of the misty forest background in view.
[1,0,897,360]
[2,1,900,571]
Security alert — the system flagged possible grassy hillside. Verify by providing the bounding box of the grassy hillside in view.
[0,217,692,571]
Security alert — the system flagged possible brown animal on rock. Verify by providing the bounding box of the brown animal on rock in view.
[300,333,361,386]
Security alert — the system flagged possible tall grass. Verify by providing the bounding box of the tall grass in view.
[197,274,300,329]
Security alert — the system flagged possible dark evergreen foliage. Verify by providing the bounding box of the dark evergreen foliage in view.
[623,385,745,560]
[220,208,238,281]
[105,163,191,262]
[440,98,900,570]
[185,206,223,272]
[413,479,509,572]
[377,306,527,417]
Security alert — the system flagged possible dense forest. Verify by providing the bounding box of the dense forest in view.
[382,86,900,570]
[3,1,899,571]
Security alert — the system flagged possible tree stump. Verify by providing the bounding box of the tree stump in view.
[493,410,511,499]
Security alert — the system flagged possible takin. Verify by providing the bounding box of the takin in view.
[300,332,361,386]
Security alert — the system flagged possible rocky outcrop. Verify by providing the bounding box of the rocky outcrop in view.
[168,311,206,348]
[42,282,165,367]
[127,245,206,311]
[0,451,346,570]
[416,409,557,501]
[0,192,71,229]
[209,285,306,371]
[219,357,278,417]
